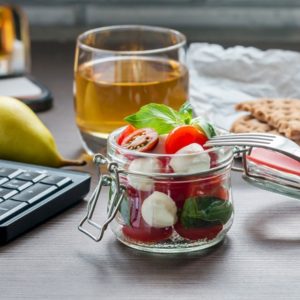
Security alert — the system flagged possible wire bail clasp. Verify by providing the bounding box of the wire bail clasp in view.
[78,153,126,241]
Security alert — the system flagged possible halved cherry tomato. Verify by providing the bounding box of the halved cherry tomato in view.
[174,222,223,241]
[165,125,208,154]
[121,128,159,152]
[117,125,136,145]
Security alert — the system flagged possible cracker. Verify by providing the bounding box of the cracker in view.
[230,114,300,145]
[236,99,300,140]
[231,115,279,134]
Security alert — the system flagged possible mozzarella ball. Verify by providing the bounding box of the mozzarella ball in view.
[169,143,211,173]
[141,191,177,228]
[127,158,162,191]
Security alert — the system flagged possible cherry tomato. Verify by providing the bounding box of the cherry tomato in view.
[187,174,224,197]
[158,156,173,173]
[165,125,208,154]
[117,125,136,145]
[174,222,223,241]
[208,150,219,168]
[211,186,229,201]
[155,180,191,209]
[121,128,159,152]
[122,225,173,243]
[156,173,228,210]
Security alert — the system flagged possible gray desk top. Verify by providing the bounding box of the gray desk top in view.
[1,42,300,300]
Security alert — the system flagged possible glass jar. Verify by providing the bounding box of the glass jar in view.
[79,127,234,253]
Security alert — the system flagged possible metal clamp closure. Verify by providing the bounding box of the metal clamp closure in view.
[78,154,126,241]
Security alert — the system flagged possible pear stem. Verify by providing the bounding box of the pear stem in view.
[59,158,86,167]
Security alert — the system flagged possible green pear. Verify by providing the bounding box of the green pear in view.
[0,96,85,167]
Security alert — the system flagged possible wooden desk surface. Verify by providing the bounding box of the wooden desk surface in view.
[1,42,300,300]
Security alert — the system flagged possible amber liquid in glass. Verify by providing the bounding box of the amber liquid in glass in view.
[0,6,14,58]
[74,57,188,141]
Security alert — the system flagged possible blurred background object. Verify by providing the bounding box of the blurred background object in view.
[0,4,30,76]
[0,5,14,59]
[5,0,300,49]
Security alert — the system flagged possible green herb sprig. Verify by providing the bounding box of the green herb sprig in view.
[125,102,217,137]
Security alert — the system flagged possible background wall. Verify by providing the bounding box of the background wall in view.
[7,0,300,47]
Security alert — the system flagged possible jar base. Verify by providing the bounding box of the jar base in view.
[116,231,226,254]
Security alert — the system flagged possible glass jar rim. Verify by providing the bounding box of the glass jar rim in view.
[107,127,234,177]
[77,25,187,55]
[109,126,232,157]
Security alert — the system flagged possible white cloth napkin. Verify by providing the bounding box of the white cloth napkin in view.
[187,43,300,130]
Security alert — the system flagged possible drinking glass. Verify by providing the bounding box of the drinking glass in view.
[74,25,188,154]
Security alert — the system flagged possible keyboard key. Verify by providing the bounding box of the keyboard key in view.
[0,168,23,178]
[41,176,72,187]
[2,179,33,191]
[0,176,8,185]
[0,187,18,200]
[0,200,29,222]
[12,183,58,204]
[17,172,47,182]
[0,168,16,177]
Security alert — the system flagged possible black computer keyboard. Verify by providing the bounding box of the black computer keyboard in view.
[0,160,91,244]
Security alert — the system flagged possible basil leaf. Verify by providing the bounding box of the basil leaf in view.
[180,198,206,228]
[191,117,217,138]
[178,102,193,124]
[125,103,184,134]
[180,196,233,228]
[202,199,233,224]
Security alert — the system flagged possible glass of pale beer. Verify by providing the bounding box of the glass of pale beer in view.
[74,25,188,154]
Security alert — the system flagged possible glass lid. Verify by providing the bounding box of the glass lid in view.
[236,147,300,200]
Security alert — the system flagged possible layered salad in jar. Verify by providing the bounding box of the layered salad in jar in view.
[108,103,234,251]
